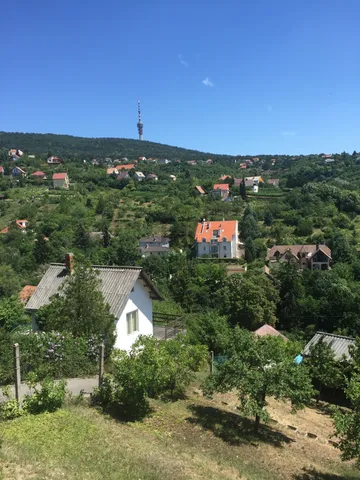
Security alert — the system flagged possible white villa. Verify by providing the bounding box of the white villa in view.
[194,220,239,259]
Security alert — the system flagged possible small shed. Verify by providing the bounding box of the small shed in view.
[254,324,289,341]
[303,332,355,361]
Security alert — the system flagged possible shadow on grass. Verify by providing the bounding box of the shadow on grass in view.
[293,468,351,480]
[186,404,294,447]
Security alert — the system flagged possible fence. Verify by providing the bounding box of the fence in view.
[153,312,185,340]
[3,342,105,405]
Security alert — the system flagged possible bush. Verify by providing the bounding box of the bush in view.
[95,335,207,420]
[24,378,67,414]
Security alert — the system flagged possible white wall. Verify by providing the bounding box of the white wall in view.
[115,279,153,351]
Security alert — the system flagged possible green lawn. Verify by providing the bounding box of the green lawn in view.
[0,392,358,480]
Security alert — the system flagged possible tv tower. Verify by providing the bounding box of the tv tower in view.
[137,100,144,141]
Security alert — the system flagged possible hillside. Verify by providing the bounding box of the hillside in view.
[0,131,235,162]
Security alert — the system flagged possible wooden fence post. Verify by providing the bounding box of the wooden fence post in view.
[98,343,105,388]
[13,343,21,403]
[210,351,214,374]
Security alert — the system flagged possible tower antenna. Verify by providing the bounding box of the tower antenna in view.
[137,100,144,141]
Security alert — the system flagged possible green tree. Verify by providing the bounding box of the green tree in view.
[219,274,278,330]
[264,210,273,226]
[245,237,256,263]
[75,223,90,251]
[0,296,29,331]
[33,234,52,264]
[109,231,141,265]
[332,371,360,466]
[240,206,259,240]
[37,260,115,350]
[0,265,20,298]
[187,312,231,354]
[96,196,105,215]
[204,328,314,430]
[277,262,304,331]
[331,231,355,264]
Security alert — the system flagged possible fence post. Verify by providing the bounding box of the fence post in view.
[98,343,105,388]
[13,343,21,403]
[210,351,214,374]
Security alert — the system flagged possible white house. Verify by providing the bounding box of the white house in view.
[194,219,239,258]
[26,254,162,351]
[47,156,63,165]
[52,172,69,189]
[159,159,171,165]
[134,171,146,181]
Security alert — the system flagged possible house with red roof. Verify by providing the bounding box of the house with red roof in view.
[194,219,239,259]
[47,156,63,165]
[52,172,69,189]
[116,164,136,171]
[254,324,289,341]
[211,183,230,199]
[31,171,47,181]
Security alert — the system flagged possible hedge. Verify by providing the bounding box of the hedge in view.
[0,330,100,385]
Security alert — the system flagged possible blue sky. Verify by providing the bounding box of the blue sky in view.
[2,0,360,155]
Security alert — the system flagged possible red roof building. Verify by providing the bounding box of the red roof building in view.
[212,184,230,199]
[194,220,239,258]
[31,171,46,178]
[195,185,206,195]
[254,324,289,341]
[116,164,135,171]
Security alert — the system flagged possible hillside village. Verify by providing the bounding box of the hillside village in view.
[1,135,360,478]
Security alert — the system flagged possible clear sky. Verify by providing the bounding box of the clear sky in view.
[2,0,360,155]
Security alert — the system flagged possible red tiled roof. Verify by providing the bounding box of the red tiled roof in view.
[116,164,135,171]
[219,175,232,181]
[52,173,67,180]
[213,184,230,191]
[195,220,237,242]
[255,324,289,341]
[31,171,45,176]
[18,285,37,303]
[195,185,205,194]
[0,227,9,234]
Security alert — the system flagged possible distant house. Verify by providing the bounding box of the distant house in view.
[107,167,118,175]
[0,166,4,175]
[159,159,171,165]
[31,171,47,180]
[139,235,170,257]
[116,171,130,181]
[325,158,335,164]
[169,175,176,181]
[134,171,146,181]
[116,164,136,171]
[233,178,242,187]
[138,156,147,161]
[47,156,63,165]
[267,244,331,271]
[303,332,355,361]
[18,285,37,304]
[267,178,280,187]
[16,219,29,231]
[322,154,333,159]
[26,254,162,352]
[219,175,232,182]
[242,176,264,187]
[194,219,239,259]
[252,157,260,162]
[8,149,23,160]
[11,166,26,177]
[52,172,69,189]
[146,173,158,181]
[28,155,36,159]
[206,159,213,164]
[195,185,206,195]
[254,324,289,341]
[187,160,197,166]
[211,184,230,199]
[239,163,247,169]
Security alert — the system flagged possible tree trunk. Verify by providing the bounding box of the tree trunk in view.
[254,390,266,432]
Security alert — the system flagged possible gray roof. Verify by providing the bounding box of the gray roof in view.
[26,264,161,318]
[140,245,170,253]
[303,332,355,360]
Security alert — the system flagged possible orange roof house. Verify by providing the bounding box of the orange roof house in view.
[195,185,206,195]
[116,164,135,171]
[219,175,232,182]
[212,183,230,199]
[194,220,239,258]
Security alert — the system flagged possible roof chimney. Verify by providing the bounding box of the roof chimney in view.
[65,253,74,275]
[316,243,320,251]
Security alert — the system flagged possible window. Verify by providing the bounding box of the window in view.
[213,230,220,237]
[223,245,227,250]
[126,310,138,334]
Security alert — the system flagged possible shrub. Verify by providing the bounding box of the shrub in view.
[95,335,207,420]
[23,378,67,414]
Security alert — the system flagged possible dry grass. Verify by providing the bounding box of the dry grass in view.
[0,389,358,480]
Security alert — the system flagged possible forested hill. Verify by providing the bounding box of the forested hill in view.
[0,131,235,162]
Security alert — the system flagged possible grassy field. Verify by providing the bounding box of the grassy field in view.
[0,386,358,480]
